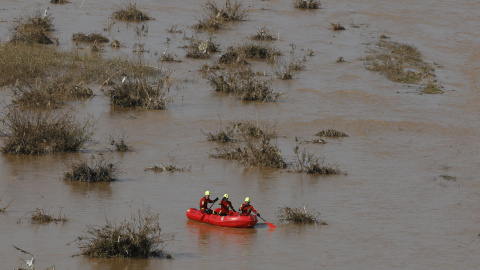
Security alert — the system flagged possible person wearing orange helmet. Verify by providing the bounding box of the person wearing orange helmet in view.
[238,197,260,217]
[218,194,235,216]
[199,191,218,214]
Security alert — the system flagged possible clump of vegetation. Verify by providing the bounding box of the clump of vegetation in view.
[206,67,282,101]
[291,146,343,174]
[1,107,94,155]
[113,3,152,21]
[159,53,182,62]
[109,135,131,152]
[204,120,277,142]
[51,0,70,4]
[251,27,277,41]
[24,208,67,224]
[277,205,326,225]
[107,76,173,110]
[364,39,439,91]
[422,83,444,94]
[293,0,320,9]
[273,57,306,80]
[336,56,345,63]
[210,121,285,168]
[12,77,93,108]
[77,206,173,258]
[63,157,118,183]
[10,11,54,44]
[72,32,109,43]
[330,23,345,31]
[239,42,281,61]
[194,0,249,30]
[144,163,188,172]
[316,129,348,137]
[185,37,220,59]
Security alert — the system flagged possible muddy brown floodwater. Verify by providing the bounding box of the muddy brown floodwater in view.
[1,0,479,269]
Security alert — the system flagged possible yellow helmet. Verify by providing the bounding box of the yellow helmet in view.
[245,197,250,202]
[223,194,229,199]
[205,191,210,196]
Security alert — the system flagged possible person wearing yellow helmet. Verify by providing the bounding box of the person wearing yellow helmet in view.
[199,190,218,214]
[238,197,259,217]
[219,194,235,216]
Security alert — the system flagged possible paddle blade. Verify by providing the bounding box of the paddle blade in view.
[266,221,276,229]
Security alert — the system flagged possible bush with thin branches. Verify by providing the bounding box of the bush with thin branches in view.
[77,206,173,258]
[63,158,118,183]
[277,205,325,224]
[1,107,94,155]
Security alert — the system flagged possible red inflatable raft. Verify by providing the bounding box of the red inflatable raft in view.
[186,208,258,228]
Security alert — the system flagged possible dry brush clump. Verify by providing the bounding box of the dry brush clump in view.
[18,208,67,224]
[144,164,188,173]
[107,70,174,110]
[251,27,277,41]
[1,107,94,155]
[293,0,321,9]
[291,146,343,175]
[76,206,173,258]
[316,129,348,137]
[72,32,109,43]
[10,11,55,44]
[207,67,282,101]
[109,135,131,152]
[364,39,438,88]
[209,121,286,168]
[330,23,345,31]
[12,77,93,108]
[63,157,118,183]
[194,0,249,30]
[185,37,220,59]
[113,3,153,21]
[204,120,277,142]
[51,0,70,3]
[273,57,306,80]
[277,205,326,225]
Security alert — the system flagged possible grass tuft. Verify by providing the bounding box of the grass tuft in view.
[316,129,348,137]
[330,23,345,31]
[293,0,320,9]
[29,208,67,224]
[277,205,326,224]
[194,0,249,30]
[251,27,277,41]
[72,32,109,43]
[292,146,343,174]
[1,107,94,155]
[77,206,173,258]
[113,3,152,21]
[63,157,118,182]
[10,11,54,44]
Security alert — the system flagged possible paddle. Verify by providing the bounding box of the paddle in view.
[257,215,276,229]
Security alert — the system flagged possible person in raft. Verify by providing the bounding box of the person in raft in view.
[200,191,218,214]
[238,197,260,217]
[218,194,235,216]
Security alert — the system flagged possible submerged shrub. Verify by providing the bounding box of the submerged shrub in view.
[185,37,220,59]
[28,208,67,224]
[210,121,285,168]
[207,67,282,101]
[1,107,94,155]
[77,206,173,258]
[364,39,436,85]
[330,23,345,31]
[72,32,109,43]
[113,3,152,21]
[194,0,249,30]
[291,146,343,175]
[293,0,320,9]
[273,58,306,80]
[63,157,118,182]
[277,205,325,225]
[12,77,93,108]
[204,120,277,142]
[251,27,277,41]
[316,129,348,137]
[10,11,54,44]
